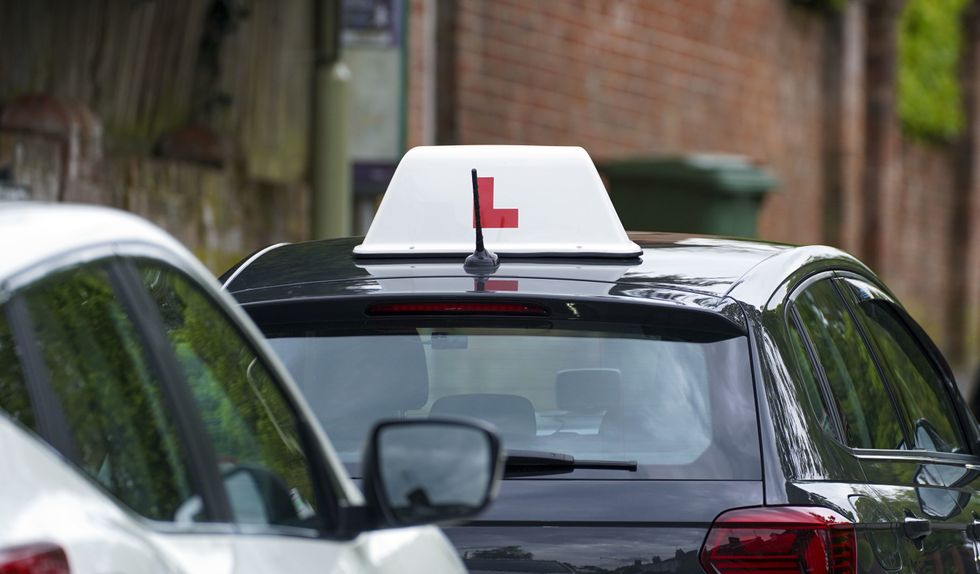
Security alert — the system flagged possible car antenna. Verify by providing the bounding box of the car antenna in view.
[464,168,500,273]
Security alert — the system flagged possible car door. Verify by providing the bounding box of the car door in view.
[835,274,980,571]
[2,258,237,573]
[126,257,466,574]
[3,254,464,574]
[126,257,352,573]
[790,274,976,573]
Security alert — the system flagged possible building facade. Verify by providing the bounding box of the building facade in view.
[406,0,980,383]
[1,0,978,382]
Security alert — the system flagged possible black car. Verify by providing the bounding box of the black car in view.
[223,146,980,573]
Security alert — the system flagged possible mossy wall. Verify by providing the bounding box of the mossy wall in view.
[0,0,316,274]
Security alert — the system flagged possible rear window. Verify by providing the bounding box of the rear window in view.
[262,315,759,480]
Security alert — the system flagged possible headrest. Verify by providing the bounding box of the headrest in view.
[556,368,621,412]
[430,393,536,437]
[274,335,429,420]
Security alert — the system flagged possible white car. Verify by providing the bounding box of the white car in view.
[0,203,503,574]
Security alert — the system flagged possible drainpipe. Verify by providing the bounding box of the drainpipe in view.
[313,0,351,238]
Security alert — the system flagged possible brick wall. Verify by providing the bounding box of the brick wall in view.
[404,0,980,376]
[441,0,829,244]
[407,0,436,148]
[883,142,957,348]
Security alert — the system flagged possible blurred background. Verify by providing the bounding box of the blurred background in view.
[0,0,978,393]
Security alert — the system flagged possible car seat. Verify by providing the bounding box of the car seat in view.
[276,335,430,450]
[430,393,537,442]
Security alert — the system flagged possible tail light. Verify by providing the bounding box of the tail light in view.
[700,506,856,574]
[0,543,70,574]
[366,302,548,316]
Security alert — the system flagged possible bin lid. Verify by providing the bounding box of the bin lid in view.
[601,154,778,196]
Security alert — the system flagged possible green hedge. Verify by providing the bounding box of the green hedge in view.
[899,0,969,141]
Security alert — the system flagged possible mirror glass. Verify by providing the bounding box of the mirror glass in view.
[376,422,494,524]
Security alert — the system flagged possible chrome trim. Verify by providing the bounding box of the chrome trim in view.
[852,449,980,465]
[221,243,289,289]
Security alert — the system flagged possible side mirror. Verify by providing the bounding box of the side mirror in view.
[354,418,503,532]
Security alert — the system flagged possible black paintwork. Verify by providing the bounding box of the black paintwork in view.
[225,233,792,302]
[226,231,980,574]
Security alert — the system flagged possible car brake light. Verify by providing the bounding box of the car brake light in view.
[0,543,70,574]
[700,506,856,574]
[366,302,548,315]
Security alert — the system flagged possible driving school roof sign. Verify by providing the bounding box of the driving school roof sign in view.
[353,146,642,258]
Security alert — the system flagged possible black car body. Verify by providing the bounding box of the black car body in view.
[224,230,980,574]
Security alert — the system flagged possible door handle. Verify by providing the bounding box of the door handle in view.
[903,516,932,541]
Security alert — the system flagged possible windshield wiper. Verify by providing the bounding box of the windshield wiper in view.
[504,449,637,476]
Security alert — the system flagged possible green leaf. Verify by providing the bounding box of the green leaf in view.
[899,0,969,141]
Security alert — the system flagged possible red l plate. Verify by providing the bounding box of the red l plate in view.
[473,177,519,228]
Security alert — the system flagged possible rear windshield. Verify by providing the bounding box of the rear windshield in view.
[264,319,759,480]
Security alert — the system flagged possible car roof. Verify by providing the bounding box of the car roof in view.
[224,231,871,313]
[0,202,191,282]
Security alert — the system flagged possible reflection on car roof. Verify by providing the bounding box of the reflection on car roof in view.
[225,231,790,300]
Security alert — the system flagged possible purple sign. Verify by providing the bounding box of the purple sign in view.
[343,0,402,47]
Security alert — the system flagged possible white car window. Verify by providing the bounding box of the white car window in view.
[23,264,203,522]
[138,262,322,531]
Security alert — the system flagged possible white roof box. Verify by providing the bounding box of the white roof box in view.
[354,145,641,258]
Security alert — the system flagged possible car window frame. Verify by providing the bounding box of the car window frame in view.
[126,256,345,537]
[783,301,846,443]
[832,271,979,460]
[0,302,36,432]
[109,258,237,524]
[5,255,236,530]
[125,243,356,531]
[0,242,347,539]
[784,269,980,465]
[3,296,75,453]
[786,271,913,454]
